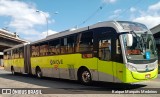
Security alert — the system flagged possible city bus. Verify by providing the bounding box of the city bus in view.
[3,21,158,85]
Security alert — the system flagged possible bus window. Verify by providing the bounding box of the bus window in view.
[77,31,93,52]
[99,39,111,61]
[49,39,60,55]
[4,52,7,59]
[67,36,75,53]
[7,51,11,59]
[19,47,24,58]
[61,38,67,54]
[31,44,39,57]
[12,49,19,59]
[12,49,15,58]
[39,42,49,56]
[116,39,121,54]
[31,45,35,57]
[61,35,75,54]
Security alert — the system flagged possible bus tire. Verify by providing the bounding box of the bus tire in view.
[79,69,92,85]
[36,67,42,78]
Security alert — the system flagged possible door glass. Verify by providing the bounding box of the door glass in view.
[99,39,111,61]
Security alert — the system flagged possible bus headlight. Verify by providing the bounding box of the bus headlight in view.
[127,64,137,72]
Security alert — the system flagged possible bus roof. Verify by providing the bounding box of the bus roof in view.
[30,21,148,45]
[30,21,126,44]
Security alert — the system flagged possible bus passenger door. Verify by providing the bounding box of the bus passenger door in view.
[97,38,114,82]
[112,39,123,82]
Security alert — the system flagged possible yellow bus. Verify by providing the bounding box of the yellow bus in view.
[3,21,158,85]
[3,43,31,74]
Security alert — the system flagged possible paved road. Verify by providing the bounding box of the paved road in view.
[0,69,160,97]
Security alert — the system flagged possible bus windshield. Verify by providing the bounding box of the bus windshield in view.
[122,31,157,61]
[118,21,148,32]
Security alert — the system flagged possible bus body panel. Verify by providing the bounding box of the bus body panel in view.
[97,60,114,82]
[30,54,98,80]
[12,58,24,73]
[3,59,11,71]
[113,62,124,82]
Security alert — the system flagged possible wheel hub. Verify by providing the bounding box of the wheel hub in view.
[82,71,91,83]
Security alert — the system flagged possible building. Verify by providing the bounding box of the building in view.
[0,29,28,66]
[150,24,160,50]
[150,24,160,65]
[151,24,160,45]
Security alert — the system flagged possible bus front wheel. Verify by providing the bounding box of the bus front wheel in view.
[80,69,92,85]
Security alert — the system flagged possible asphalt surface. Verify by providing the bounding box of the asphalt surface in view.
[0,69,160,97]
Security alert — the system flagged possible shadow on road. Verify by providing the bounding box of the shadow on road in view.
[0,70,147,93]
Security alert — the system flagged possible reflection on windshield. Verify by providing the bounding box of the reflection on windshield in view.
[122,32,157,60]
[118,21,149,32]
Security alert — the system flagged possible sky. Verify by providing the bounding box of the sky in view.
[0,0,160,42]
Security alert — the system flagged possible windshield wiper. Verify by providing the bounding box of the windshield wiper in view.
[141,35,148,51]
[130,31,144,53]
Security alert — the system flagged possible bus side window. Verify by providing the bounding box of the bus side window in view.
[60,38,67,54]
[39,42,49,56]
[67,35,75,53]
[19,47,24,58]
[16,49,19,58]
[61,35,75,54]
[116,39,121,54]
[7,51,11,59]
[31,45,39,57]
[13,49,19,59]
[36,45,40,56]
[31,45,35,57]
[12,49,15,59]
[76,31,93,52]
[49,39,60,55]
[4,52,7,59]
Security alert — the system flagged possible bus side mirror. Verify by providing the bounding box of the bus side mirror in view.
[126,34,133,47]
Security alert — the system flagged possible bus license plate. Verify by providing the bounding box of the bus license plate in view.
[145,74,151,79]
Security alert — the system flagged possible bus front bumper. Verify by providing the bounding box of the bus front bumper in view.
[123,67,158,83]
